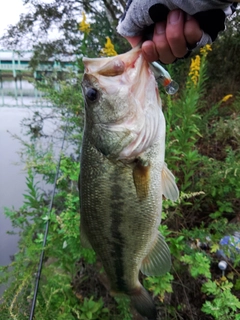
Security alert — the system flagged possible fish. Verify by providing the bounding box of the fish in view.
[79,47,179,320]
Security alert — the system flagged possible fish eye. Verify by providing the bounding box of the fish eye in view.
[86,87,99,102]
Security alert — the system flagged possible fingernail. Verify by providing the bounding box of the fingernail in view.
[169,10,181,24]
[156,22,166,35]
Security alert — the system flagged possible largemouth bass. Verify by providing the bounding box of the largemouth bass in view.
[79,47,179,319]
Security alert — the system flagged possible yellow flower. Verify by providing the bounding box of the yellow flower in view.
[221,94,233,102]
[79,12,91,34]
[188,55,201,86]
[200,44,212,57]
[100,37,117,57]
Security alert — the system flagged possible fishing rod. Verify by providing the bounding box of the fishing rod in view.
[29,115,69,320]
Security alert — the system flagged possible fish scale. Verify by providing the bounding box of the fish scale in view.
[81,137,159,287]
[79,48,179,319]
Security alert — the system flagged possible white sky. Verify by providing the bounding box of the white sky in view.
[0,0,26,36]
[0,0,62,49]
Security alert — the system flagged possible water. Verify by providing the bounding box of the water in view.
[0,79,51,107]
[0,107,26,264]
[0,80,52,295]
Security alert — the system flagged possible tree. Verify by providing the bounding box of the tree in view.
[206,9,240,99]
[0,0,129,63]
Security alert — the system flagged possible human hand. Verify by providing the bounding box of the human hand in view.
[117,0,236,64]
[125,9,204,64]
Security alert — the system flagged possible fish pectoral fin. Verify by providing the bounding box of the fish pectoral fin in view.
[162,163,179,201]
[133,159,150,200]
[80,222,92,249]
[140,232,171,276]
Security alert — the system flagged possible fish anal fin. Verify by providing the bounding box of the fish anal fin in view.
[80,222,92,249]
[133,159,150,200]
[162,163,179,201]
[141,232,171,276]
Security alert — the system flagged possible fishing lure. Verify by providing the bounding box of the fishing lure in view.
[150,61,179,95]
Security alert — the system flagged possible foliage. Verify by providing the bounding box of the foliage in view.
[180,252,211,279]
[144,273,174,302]
[77,297,109,320]
[206,8,240,100]
[201,279,240,319]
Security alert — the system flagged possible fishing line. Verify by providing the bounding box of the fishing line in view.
[29,114,69,320]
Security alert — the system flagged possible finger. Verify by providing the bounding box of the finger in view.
[152,21,176,64]
[184,15,203,48]
[141,40,159,62]
[166,9,188,58]
[125,35,142,48]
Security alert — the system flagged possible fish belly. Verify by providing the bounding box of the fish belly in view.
[80,136,162,293]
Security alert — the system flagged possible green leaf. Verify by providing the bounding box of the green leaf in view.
[202,281,219,295]
[181,252,211,279]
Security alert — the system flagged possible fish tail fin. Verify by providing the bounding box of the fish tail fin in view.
[129,285,157,320]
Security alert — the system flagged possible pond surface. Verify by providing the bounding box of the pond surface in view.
[0,80,53,295]
[1,79,51,107]
[0,107,26,266]
[0,77,75,299]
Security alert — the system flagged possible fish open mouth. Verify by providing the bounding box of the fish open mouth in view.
[83,46,141,74]
[82,48,164,160]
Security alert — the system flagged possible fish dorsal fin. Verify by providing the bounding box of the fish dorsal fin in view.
[80,222,92,249]
[140,232,171,276]
[162,163,179,201]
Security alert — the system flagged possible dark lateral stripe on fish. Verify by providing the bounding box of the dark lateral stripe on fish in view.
[110,178,128,293]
